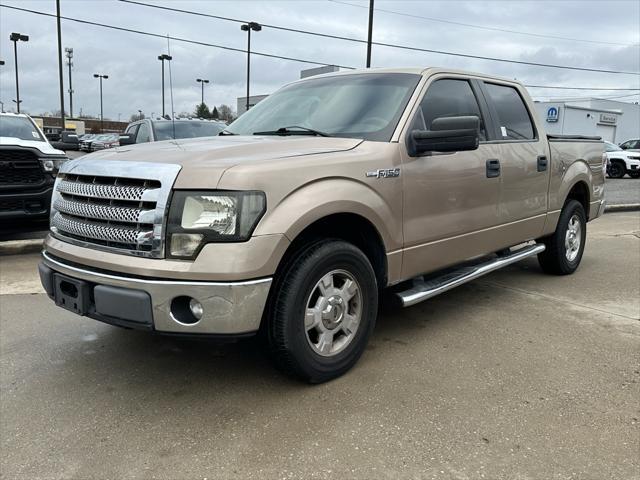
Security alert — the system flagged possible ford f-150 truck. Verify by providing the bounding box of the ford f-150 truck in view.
[38,68,605,383]
[1,113,68,229]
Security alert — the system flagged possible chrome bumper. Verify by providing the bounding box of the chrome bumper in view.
[40,251,272,335]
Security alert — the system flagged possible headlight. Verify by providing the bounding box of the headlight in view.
[40,156,68,175]
[167,190,266,258]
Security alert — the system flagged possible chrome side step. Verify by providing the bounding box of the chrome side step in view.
[396,243,546,307]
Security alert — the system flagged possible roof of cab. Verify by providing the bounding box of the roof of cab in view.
[292,66,521,87]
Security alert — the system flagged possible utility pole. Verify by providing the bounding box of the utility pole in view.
[240,22,261,113]
[9,32,29,113]
[65,48,74,118]
[56,0,66,130]
[157,54,172,117]
[366,0,374,68]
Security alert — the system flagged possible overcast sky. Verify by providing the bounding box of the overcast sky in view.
[0,0,638,120]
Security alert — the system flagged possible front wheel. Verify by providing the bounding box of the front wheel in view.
[608,161,626,179]
[537,199,587,275]
[267,240,378,383]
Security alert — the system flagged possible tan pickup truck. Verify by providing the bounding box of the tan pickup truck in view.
[39,67,605,382]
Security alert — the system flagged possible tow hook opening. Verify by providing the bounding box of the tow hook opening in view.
[59,281,78,298]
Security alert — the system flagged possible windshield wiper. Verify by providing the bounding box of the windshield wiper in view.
[218,130,236,136]
[253,126,331,137]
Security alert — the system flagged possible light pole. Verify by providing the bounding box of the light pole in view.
[93,74,108,132]
[0,60,4,112]
[9,32,29,113]
[240,22,261,113]
[157,54,172,117]
[196,78,209,105]
[65,48,74,117]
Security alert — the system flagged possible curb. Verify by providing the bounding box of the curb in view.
[604,204,640,213]
[0,239,44,256]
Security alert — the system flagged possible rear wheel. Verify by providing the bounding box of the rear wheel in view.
[608,160,626,179]
[267,240,378,383]
[538,200,587,275]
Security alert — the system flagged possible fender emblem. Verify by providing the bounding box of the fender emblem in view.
[366,168,400,179]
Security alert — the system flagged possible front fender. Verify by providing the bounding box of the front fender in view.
[254,177,402,252]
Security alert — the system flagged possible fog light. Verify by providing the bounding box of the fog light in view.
[170,296,203,325]
[189,298,204,320]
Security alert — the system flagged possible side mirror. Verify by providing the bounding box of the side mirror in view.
[410,115,480,155]
[118,134,136,145]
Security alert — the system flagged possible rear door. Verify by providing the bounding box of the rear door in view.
[480,81,549,239]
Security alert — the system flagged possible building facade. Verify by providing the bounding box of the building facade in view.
[534,99,639,143]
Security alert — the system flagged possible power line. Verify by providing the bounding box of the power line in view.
[3,2,639,83]
[0,4,355,70]
[115,0,640,76]
[525,85,640,91]
[329,0,639,48]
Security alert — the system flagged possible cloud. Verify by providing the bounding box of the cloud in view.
[0,0,638,120]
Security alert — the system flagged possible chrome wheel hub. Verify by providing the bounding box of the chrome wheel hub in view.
[305,269,362,357]
[565,214,582,262]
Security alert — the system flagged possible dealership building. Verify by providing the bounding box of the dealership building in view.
[534,98,639,143]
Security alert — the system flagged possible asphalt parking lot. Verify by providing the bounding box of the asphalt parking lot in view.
[0,212,638,479]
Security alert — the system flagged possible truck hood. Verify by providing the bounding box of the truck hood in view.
[0,137,65,156]
[77,135,364,187]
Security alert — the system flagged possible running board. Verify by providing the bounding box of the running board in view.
[396,243,546,307]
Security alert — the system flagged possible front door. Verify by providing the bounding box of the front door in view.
[399,76,502,280]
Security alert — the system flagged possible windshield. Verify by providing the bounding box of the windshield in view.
[225,73,421,141]
[0,116,45,142]
[605,141,622,152]
[153,120,225,141]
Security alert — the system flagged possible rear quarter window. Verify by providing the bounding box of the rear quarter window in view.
[484,83,535,141]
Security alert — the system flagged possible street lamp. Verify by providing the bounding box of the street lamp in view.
[157,53,172,117]
[65,47,74,117]
[196,78,209,105]
[240,22,261,113]
[93,73,108,132]
[10,32,29,113]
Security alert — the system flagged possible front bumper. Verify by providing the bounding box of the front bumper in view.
[0,185,53,220]
[39,251,272,335]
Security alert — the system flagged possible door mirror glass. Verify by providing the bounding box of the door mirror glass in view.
[410,115,480,154]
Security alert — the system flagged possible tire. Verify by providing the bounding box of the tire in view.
[608,161,626,179]
[629,171,640,179]
[267,240,378,383]
[537,200,587,275]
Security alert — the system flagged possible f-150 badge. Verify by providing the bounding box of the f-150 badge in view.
[366,168,401,179]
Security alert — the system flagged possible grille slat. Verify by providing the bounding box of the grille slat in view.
[53,197,154,224]
[52,212,152,247]
[56,179,159,202]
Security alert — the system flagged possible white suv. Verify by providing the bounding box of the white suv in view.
[605,141,640,179]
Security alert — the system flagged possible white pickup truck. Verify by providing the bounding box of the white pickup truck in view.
[0,113,68,227]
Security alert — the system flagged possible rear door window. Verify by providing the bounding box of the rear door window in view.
[484,83,535,140]
[413,79,486,140]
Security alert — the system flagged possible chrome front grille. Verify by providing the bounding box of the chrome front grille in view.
[50,159,181,258]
